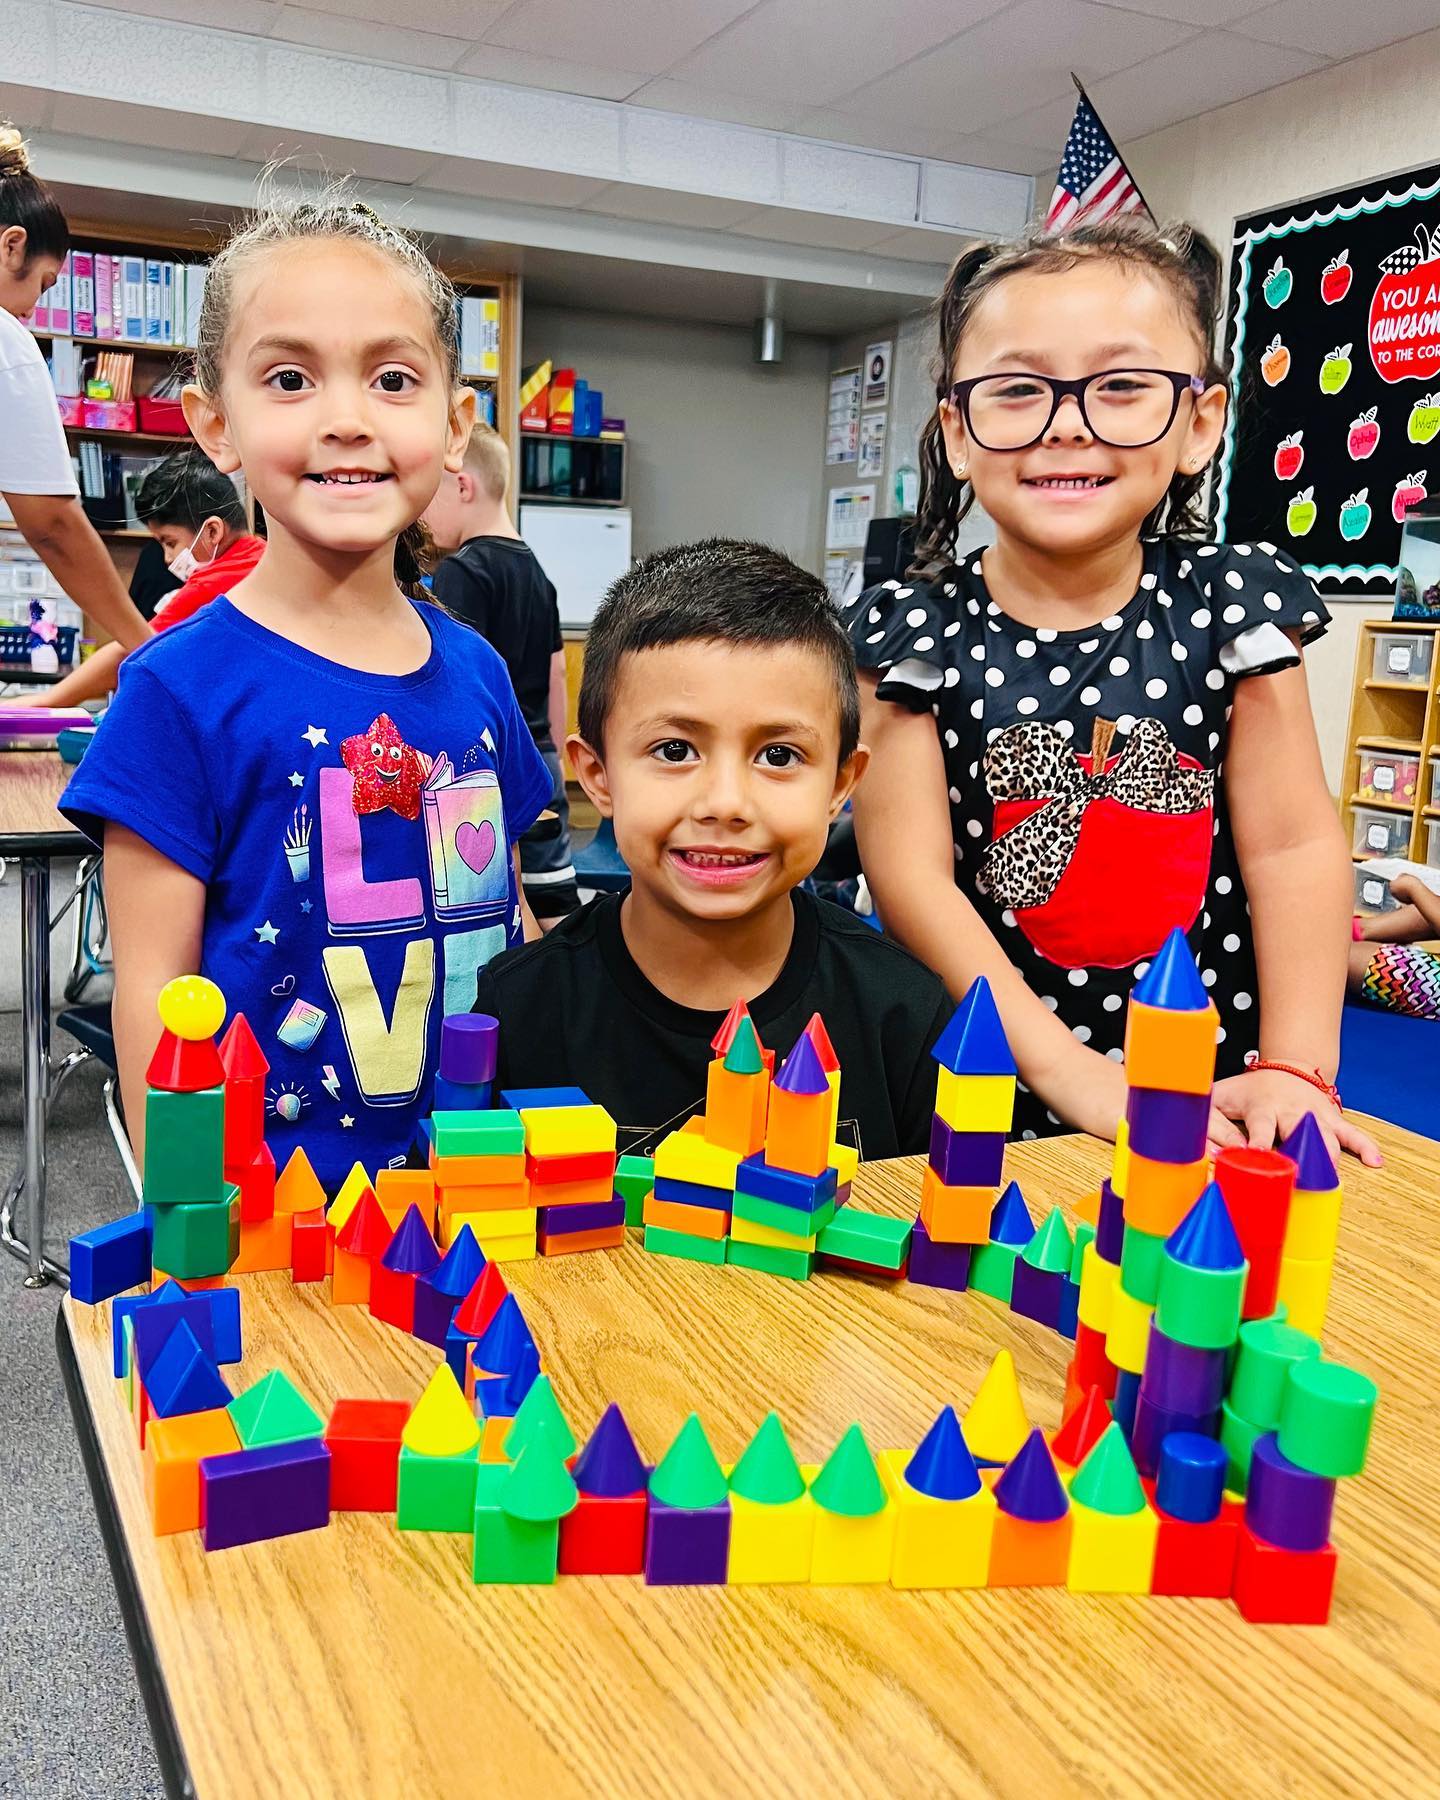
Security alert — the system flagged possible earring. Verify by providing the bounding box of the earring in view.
[953,461,967,479]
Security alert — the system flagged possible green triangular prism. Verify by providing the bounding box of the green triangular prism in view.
[649,1412,728,1509]
[1069,1421,1146,1516]
[809,1423,886,1517]
[1021,1206,1073,1273]
[729,1411,806,1503]
[723,1014,765,1076]
[500,1425,579,1523]
[502,1374,576,1461]
[227,1369,324,1448]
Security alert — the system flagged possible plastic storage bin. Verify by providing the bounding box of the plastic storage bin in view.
[1430,755,1440,809]
[1370,630,1434,685]
[1357,748,1421,802]
[1354,866,1399,914]
[1427,821,1440,869]
[1352,805,1411,858]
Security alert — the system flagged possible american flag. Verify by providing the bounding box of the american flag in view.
[1045,88,1151,233]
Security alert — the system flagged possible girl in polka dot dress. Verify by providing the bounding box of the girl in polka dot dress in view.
[848,218,1379,1167]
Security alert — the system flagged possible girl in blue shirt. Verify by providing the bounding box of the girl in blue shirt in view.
[65,191,551,1188]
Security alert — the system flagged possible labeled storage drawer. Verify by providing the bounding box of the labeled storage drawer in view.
[1430,754,1440,808]
[1371,630,1433,685]
[1354,865,1399,914]
[1427,821,1440,869]
[1352,805,1411,858]
[1357,748,1421,802]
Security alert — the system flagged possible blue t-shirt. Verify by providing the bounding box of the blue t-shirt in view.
[63,597,552,1189]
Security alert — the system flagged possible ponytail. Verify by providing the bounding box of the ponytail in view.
[0,123,69,265]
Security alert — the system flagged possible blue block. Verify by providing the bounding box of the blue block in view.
[1057,1277,1080,1340]
[69,1212,152,1304]
[114,1282,241,1377]
[734,1155,838,1211]
[129,1295,218,1382]
[499,1085,592,1110]
[144,1320,231,1419]
[432,1075,492,1113]
[1113,1369,1142,1437]
[444,1323,478,1384]
[653,1175,733,1211]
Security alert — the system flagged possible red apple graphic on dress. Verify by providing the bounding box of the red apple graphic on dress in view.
[1339,489,1371,541]
[1392,470,1428,522]
[1321,249,1352,304]
[1369,225,1440,384]
[1408,393,1440,443]
[1319,345,1353,394]
[1263,257,1292,307]
[1347,408,1380,459]
[1273,432,1304,480]
[1260,335,1290,385]
[1286,486,1317,536]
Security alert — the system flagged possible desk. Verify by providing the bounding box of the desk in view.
[59,1126,1440,1800]
[0,749,85,1285]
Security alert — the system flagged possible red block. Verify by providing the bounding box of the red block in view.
[1232,1525,1336,1624]
[325,1398,410,1511]
[1214,1145,1293,1319]
[368,1261,417,1334]
[1073,1320,1119,1399]
[557,1489,647,1574]
[815,1253,910,1281]
[227,1140,277,1224]
[526,1148,618,1186]
[146,1029,225,1093]
[1149,1490,1241,1598]
[291,1207,333,1283]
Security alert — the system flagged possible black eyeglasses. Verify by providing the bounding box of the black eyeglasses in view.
[945,369,1208,452]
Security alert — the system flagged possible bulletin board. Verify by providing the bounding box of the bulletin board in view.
[1214,161,1440,594]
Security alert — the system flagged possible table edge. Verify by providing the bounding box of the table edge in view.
[57,1300,196,1800]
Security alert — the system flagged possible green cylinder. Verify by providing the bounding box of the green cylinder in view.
[1277,1359,1378,1478]
[1119,1224,1165,1306]
[1220,1398,1262,1493]
[1155,1254,1246,1351]
[1228,1318,1320,1430]
[1069,1220,1096,1283]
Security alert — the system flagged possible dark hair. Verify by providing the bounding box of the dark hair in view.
[136,450,247,532]
[0,124,70,265]
[579,538,861,762]
[912,216,1228,580]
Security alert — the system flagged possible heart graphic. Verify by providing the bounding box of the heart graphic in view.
[455,819,497,877]
[271,974,296,997]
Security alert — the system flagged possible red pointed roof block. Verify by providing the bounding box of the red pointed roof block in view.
[710,997,753,1057]
[452,1260,509,1338]
[218,1012,269,1082]
[146,1029,225,1094]
[802,1012,840,1074]
[334,1189,392,1259]
[1050,1384,1113,1469]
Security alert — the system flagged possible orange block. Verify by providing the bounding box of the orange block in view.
[765,1085,831,1177]
[144,1408,240,1534]
[479,1412,512,1460]
[1124,1149,1207,1237]
[374,1168,436,1233]
[437,1179,529,1218]
[1123,999,1218,1096]
[274,1144,326,1215]
[230,1213,294,1273]
[988,1511,1073,1586]
[331,1244,372,1306]
[642,1195,729,1240]
[918,1166,991,1244]
[538,1224,627,1256]
[1074,1186,1101,1229]
[150,1269,226,1291]
[428,1148,526,1186]
[528,1173,611,1210]
[705,1059,769,1157]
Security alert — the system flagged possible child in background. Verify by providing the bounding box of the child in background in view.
[476,539,953,1159]
[424,423,578,926]
[63,190,551,1188]
[1352,873,1440,1020]
[847,217,1378,1167]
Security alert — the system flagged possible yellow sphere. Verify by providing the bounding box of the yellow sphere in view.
[156,975,226,1042]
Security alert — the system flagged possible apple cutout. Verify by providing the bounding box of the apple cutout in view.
[1260,335,1290,386]
[1286,486,1317,536]
[1408,394,1440,444]
[1319,345,1353,394]
[1321,250,1352,304]
[1339,489,1371,541]
[1273,432,1304,481]
[1392,470,1428,522]
[1347,408,1380,459]
[1263,257,1292,308]
[1369,225,1440,384]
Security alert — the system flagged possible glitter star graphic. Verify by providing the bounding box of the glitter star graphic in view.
[301,724,328,748]
[340,712,423,820]
[339,1115,355,1129]
[254,920,280,945]
[288,771,304,788]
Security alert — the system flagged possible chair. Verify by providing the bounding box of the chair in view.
[55,1000,142,1203]
[571,816,631,895]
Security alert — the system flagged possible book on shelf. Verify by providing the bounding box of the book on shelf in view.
[95,253,114,338]
[50,256,71,334]
[122,256,145,340]
[72,250,96,337]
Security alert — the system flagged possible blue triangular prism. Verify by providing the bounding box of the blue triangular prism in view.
[143,1319,231,1419]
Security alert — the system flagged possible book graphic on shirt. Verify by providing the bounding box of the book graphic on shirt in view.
[978,716,1213,971]
[421,753,509,924]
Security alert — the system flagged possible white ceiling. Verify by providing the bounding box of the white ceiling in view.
[69,0,1440,178]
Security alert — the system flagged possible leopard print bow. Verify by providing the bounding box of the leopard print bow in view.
[977,716,1213,912]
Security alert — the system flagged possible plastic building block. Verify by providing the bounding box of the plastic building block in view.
[932,1070,1016,1135]
[560,1405,648,1575]
[517,1105,617,1160]
[727,1413,813,1582]
[927,1117,1006,1188]
[988,1181,1034,1247]
[1103,1283,1154,1374]
[1011,1259,1064,1331]
[918,1167,992,1244]
[470,1292,536,1380]
[1057,1279,1080,1339]
[989,1433,1072,1587]
[1273,1252,1333,1338]
[1069,1220,1095,1282]
[200,1439,331,1551]
[652,1175,733,1212]
[734,1155,837,1211]
[473,1342,541,1422]
[730,1188,832,1239]
[147,1188,240,1281]
[1245,1433,1336,1552]
[880,1412,994,1588]
[908,1216,972,1291]
[217,1011,268,1150]
[1220,1398,1264,1494]
[644,1224,726,1266]
[230,1212,293,1275]
[69,1211,152,1304]
[1154,1185,1248,1351]
[146,1029,226,1095]
[498,1428,578,1523]
[439,1012,499,1084]
[1150,1492,1240,1598]
[428,1147,527,1186]
[644,1414,731,1585]
[274,1145,326,1216]
[1073,1319,1118,1399]
[290,1208,330,1284]
[964,1349,1030,1465]
[1123,1084,1209,1163]
[331,1190,392,1306]
[1066,1426,1158,1593]
[929,978,1016,1076]
[536,1195,626,1236]
[807,1426,896,1584]
[1277,1113,1340,1194]
[706,1033,770,1156]
[1282,1184,1343,1264]
[650,1414,727,1508]
[397,1442,481,1531]
[967,1240,1019,1304]
[499,1085,592,1111]
[528,1151,615,1190]
[412,1226,486,1347]
[830,1142,859,1188]
[1122,1148,1208,1238]
[710,999,753,1057]
[144,1407,241,1534]
[227,1141,276,1225]
[994,1429,1069,1522]
[1276,1359,1377,1478]
[1213,1144,1293,1314]
[430,1109,526,1157]
[370,1204,443,1332]
[328,1163,377,1233]
[1130,1391,1218,1479]
[729,1211,816,1252]
[373,1169,437,1234]
[1228,1318,1320,1431]
[1096,1177,1126,1262]
[726,1238,812,1281]
[141,1320,232,1421]
[228,1370,324,1449]
[472,1472,560,1585]
[614,1154,654,1226]
[1155,1431,1227,1523]
[766,1040,832,1177]
[643,1195,729,1240]
[813,1210,911,1271]
[1231,1526,1336,1624]
[655,1132,743,1191]
[142,1085,227,1206]
[404,1363,482,1459]
[156,973,226,1041]
[325,1398,410,1511]
[1118,1223,1166,1305]
[451,1262,509,1342]
[1138,1323,1228,1418]
[114,1283,239,1379]
[503,1375,576,1461]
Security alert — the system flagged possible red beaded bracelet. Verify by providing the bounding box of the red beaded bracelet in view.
[1242,1052,1342,1111]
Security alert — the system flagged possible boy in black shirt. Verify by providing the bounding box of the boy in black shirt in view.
[426,424,579,923]
[475,539,952,1158]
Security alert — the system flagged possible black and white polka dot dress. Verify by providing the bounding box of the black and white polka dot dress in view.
[846,538,1331,1140]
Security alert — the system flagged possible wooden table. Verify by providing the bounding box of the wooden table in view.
[59,1126,1440,1800]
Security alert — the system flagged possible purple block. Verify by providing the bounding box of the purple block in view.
[1138,1323,1228,1417]
[1130,1391,1218,1479]
[200,1440,331,1551]
[1009,1259,1061,1329]
[1113,1369,1141,1437]
[1246,1432,1336,1552]
[907,1216,972,1292]
[1125,1086,1210,1164]
[440,1013,499,1085]
[1096,1178,1126,1264]
[1057,1278,1080,1340]
[411,1282,460,1349]
[537,1195,627,1235]
[927,1116,1006,1188]
[643,1496,731,1585]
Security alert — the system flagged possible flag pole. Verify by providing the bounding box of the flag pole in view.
[1065,71,1156,226]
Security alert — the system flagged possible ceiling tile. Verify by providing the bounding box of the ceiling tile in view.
[0,0,50,85]
[1081,29,1329,142]
[670,0,1008,106]
[1232,0,1440,59]
[262,44,450,153]
[787,108,960,160]
[454,43,647,100]
[980,89,1081,154]
[483,0,756,78]
[732,207,901,251]
[623,108,781,204]
[283,0,507,32]
[578,184,764,228]
[934,132,1063,177]
[49,92,254,156]
[271,6,470,70]
[73,0,283,29]
[236,125,439,183]
[864,227,964,265]
[421,157,611,206]
[452,80,622,177]
[1091,0,1259,20]
[839,0,1196,134]
[622,78,798,131]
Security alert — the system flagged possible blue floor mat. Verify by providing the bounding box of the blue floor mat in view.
[1338,1001,1439,1140]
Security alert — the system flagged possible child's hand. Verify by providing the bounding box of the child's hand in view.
[1210,1070,1383,1169]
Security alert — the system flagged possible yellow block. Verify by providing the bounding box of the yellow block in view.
[328,1162,374,1232]
[727,1492,816,1583]
[825,1069,841,1143]
[799,1463,897,1584]
[933,1070,1016,1134]
[446,1216,535,1259]
[878,1450,996,1587]
[1283,1186,1343,1263]
[653,1129,743,1190]
[1104,1284,1153,1374]
[829,1141,859,1188]
[728,1212,817,1252]
[518,1104,617,1158]
[1274,1252,1333,1338]
[1111,1118,1130,1202]
[1077,1241,1119,1332]
[448,1204,533,1238]
[1066,1498,1158,1593]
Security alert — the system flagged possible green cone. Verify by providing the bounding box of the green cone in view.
[1069,1421,1145,1516]
[724,1015,765,1076]
[729,1411,806,1503]
[502,1375,576,1461]
[227,1370,324,1448]
[809,1423,886,1517]
[1021,1207,1073,1273]
[500,1425,579,1522]
[649,1413,728,1509]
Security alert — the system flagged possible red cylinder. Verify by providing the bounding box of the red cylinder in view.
[1215,1145,1293,1317]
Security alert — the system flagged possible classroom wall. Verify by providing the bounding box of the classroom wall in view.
[1125,26,1440,791]
[521,306,829,573]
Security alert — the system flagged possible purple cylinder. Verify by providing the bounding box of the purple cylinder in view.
[928,1116,1005,1187]
[1125,1086,1210,1164]
[1245,1432,1336,1552]
[1138,1322,1228,1416]
[1096,1178,1126,1263]
[1131,1392,1219,1478]
[440,1013,499,1084]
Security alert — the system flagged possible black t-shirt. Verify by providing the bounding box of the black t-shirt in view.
[432,536,563,750]
[473,889,953,1160]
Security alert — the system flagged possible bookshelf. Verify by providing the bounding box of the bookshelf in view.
[1340,618,1440,879]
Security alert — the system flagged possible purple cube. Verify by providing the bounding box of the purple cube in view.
[643,1497,730,1585]
[1138,1323,1228,1417]
[1009,1260,1062,1330]
[411,1282,460,1349]
[907,1216,972,1292]
[928,1116,1005,1188]
[200,1439,331,1551]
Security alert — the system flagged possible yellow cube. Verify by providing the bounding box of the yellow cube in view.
[932,1070,1016,1134]
[727,1492,815,1583]
[1104,1284,1153,1375]
[653,1129,743,1190]
[518,1105,617,1158]
[448,1204,533,1239]
[878,1450,996,1588]
[1077,1241,1119,1332]
[1274,1252,1333,1338]
[1065,1499,1158,1594]
[1283,1186,1343,1263]
[829,1140,859,1188]
[451,1220,535,1261]
[800,1466,897,1584]
[728,1212,817,1252]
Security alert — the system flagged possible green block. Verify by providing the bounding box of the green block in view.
[398,1443,481,1530]
[143,1086,226,1206]
[968,1241,1019,1304]
[1228,1318,1320,1431]
[1119,1224,1165,1305]
[147,1185,239,1278]
[726,1238,813,1282]
[228,1369,325,1448]
[1155,1256,1246,1351]
[815,1211,912,1270]
[643,1225,726,1266]
[430,1109,525,1156]
[730,1188,836,1238]
[1220,1397,1263,1494]
[472,1470,560,1584]
[1276,1359,1378,1479]
[1069,1220,1095,1283]
[615,1155,654,1227]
